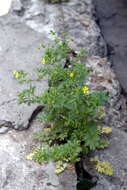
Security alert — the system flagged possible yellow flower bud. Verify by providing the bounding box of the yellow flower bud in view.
[69,72,74,78]
[41,57,46,64]
[83,86,89,94]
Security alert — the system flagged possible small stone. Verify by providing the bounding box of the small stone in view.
[81,19,91,27]
[0,126,9,134]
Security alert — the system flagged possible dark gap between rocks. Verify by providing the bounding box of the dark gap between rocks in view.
[75,160,97,190]
[27,105,43,129]
[0,106,43,134]
[13,7,25,17]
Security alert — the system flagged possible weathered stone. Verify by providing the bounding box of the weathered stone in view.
[12,0,107,56]
[85,56,127,129]
[94,0,127,93]
[81,54,127,190]
[0,127,9,134]
[0,121,77,190]
[88,3,127,189]
[83,53,127,190]
[91,129,127,190]
[0,13,48,129]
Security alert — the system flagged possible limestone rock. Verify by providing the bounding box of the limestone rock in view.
[84,57,127,190]
[94,0,127,93]
[91,129,127,190]
[0,12,48,129]
[0,121,77,190]
[19,0,107,56]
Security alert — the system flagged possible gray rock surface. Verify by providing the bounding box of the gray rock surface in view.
[86,56,127,130]
[91,129,127,190]
[0,121,77,190]
[0,13,48,129]
[85,56,127,190]
[94,0,127,93]
[87,1,127,189]
[0,126,9,134]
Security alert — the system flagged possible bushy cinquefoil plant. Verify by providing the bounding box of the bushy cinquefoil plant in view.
[17,32,107,163]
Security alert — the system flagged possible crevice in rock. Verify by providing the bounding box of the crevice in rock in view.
[0,98,17,107]
[0,120,14,133]
[92,0,127,93]
[92,0,127,132]
[0,105,43,132]
[13,6,25,17]
[75,159,97,190]
[0,120,15,128]
[27,105,43,129]
[11,0,30,17]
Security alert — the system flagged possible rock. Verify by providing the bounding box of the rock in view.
[90,3,127,189]
[11,0,24,16]
[85,56,127,128]
[0,121,77,190]
[82,55,127,190]
[91,129,127,190]
[0,12,48,129]
[82,53,127,190]
[0,126,9,134]
[14,0,107,56]
[11,0,22,12]
[57,0,107,56]
[94,0,127,93]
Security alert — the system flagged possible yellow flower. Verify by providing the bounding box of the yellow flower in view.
[83,86,89,94]
[12,70,20,79]
[69,72,74,78]
[41,57,46,64]
[25,153,35,160]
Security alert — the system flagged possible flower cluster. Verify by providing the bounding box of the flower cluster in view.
[83,86,89,94]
